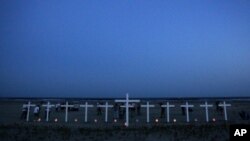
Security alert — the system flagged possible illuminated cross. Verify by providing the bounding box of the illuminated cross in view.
[61,102,74,122]
[80,102,94,122]
[42,101,55,122]
[23,101,35,122]
[180,102,194,122]
[200,101,213,122]
[97,102,113,122]
[115,93,140,127]
[161,102,175,123]
[218,101,231,121]
[141,102,155,123]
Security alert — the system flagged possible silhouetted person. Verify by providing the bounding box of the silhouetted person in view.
[181,107,193,115]
[113,103,119,119]
[119,106,125,119]
[130,103,136,117]
[20,105,27,120]
[181,107,185,115]
[97,102,102,116]
[189,108,193,112]
[159,102,165,118]
[215,101,223,114]
[33,105,40,120]
[55,103,61,112]
[239,110,250,120]
[136,103,141,116]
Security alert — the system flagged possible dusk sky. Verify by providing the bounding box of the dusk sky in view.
[1,0,250,98]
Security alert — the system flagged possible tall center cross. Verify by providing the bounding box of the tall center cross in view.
[115,93,140,127]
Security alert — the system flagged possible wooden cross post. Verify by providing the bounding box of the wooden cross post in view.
[180,102,194,122]
[61,102,74,122]
[97,102,113,122]
[200,101,213,122]
[23,101,36,122]
[80,102,94,122]
[218,101,231,121]
[141,102,155,123]
[42,101,55,122]
[161,102,175,123]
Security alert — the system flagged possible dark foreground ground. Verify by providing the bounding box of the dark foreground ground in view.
[0,98,250,141]
[0,123,231,141]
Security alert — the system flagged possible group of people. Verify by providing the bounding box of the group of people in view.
[20,103,52,121]
[20,104,41,120]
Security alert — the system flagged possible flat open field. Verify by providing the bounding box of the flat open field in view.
[0,98,249,141]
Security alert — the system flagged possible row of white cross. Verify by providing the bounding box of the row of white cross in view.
[23,94,231,126]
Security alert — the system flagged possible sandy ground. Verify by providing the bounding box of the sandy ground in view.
[0,123,230,141]
[0,98,250,141]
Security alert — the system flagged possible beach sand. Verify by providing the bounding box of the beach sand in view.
[0,98,249,141]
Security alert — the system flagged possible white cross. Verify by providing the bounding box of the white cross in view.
[42,101,55,122]
[141,102,155,123]
[61,102,74,122]
[161,102,175,123]
[97,102,113,122]
[80,102,94,122]
[200,101,213,122]
[218,101,231,121]
[120,104,134,108]
[23,101,36,122]
[180,102,194,122]
[115,93,140,127]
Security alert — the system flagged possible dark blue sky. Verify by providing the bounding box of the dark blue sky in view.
[1,0,250,98]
